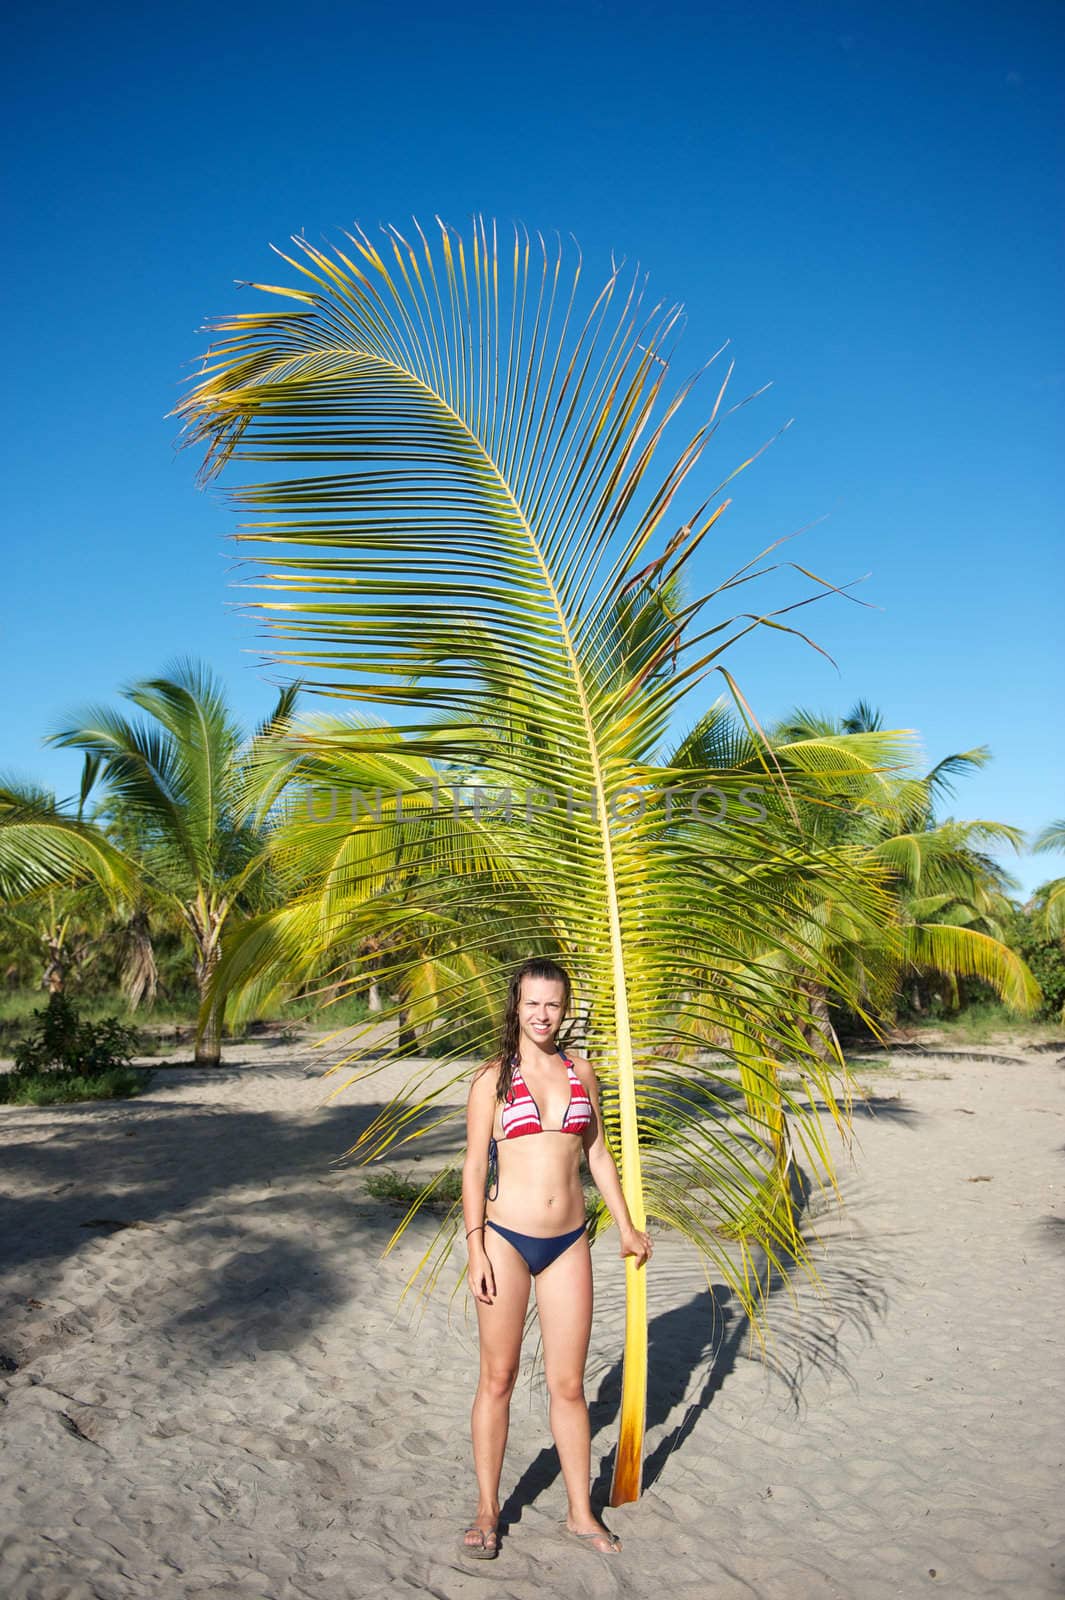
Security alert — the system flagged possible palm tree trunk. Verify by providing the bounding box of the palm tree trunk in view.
[797,976,836,1061]
[195,990,222,1066]
[121,908,158,1010]
[193,921,223,1067]
[42,916,68,994]
[359,934,384,1012]
[397,1006,417,1052]
[43,941,65,994]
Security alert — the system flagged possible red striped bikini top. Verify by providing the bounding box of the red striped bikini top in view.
[500,1054,593,1139]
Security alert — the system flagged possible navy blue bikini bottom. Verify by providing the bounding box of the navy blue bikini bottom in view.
[484,1219,587,1275]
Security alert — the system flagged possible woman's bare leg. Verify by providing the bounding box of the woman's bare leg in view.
[468,1230,531,1546]
[535,1235,620,1552]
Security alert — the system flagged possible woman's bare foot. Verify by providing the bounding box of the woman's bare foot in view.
[564,1516,622,1553]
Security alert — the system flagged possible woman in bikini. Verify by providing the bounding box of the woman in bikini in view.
[460,956,652,1559]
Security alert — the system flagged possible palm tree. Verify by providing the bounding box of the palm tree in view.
[0,877,109,996]
[1032,819,1065,938]
[48,661,295,1064]
[679,701,1039,1023]
[178,217,914,1501]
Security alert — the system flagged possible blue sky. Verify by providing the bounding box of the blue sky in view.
[4,0,1063,896]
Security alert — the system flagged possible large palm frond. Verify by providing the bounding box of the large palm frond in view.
[904,922,1041,1012]
[178,217,898,1501]
[1033,819,1065,855]
[0,780,134,901]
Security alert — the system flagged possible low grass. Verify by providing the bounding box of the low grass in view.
[365,1168,465,1207]
[841,1057,896,1075]
[364,1166,604,1225]
[0,992,197,1028]
[282,992,372,1029]
[0,987,374,1047]
[0,1065,149,1107]
[905,999,1063,1047]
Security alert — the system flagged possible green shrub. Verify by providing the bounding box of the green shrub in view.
[0,993,146,1106]
[13,993,141,1074]
[1002,904,1065,1021]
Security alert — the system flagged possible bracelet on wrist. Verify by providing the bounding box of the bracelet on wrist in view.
[466,1225,485,1239]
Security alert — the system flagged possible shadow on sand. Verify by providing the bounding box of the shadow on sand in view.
[0,1092,462,1368]
[1,1063,908,1515]
[499,1206,897,1533]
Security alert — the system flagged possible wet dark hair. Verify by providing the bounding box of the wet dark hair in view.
[495,957,572,1102]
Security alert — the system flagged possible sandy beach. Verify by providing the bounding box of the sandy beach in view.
[1,1033,1062,1600]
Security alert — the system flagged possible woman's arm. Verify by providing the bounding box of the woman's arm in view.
[572,1057,652,1269]
[462,1064,498,1304]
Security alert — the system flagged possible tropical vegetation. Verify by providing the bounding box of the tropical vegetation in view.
[44,661,297,1064]
[1031,820,1065,941]
[1,221,1058,1501]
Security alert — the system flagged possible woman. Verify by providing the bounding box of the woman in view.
[460,957,652,1559]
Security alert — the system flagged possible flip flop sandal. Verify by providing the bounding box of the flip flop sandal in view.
[563,1524,622,1554]
[460,1524,499,1560]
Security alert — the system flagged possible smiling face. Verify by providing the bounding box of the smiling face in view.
[517,975,567,1051]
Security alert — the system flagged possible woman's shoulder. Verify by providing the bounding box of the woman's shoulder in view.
[564,1050,598,1088]
[469,1057,501,1093]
